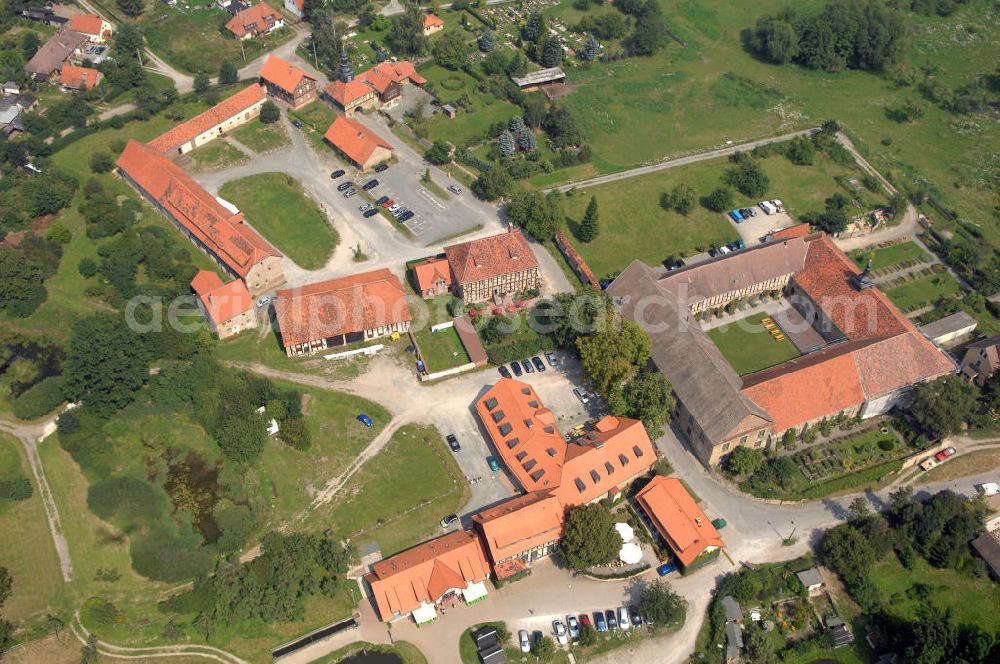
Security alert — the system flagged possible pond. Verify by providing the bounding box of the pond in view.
[338,650,403,664]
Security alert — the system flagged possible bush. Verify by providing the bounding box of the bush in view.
[11,375,67,420]
[79,257,98,277]
[87,476,167,530]
[704,187,734,212]
[89,151,114,173]
[260,101,280,124]
[0,476,33,501]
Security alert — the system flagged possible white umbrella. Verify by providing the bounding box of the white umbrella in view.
[619,542,643,565]
[615,522,635,543]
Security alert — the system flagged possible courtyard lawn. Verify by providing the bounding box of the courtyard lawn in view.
[219,172,338,269]
[885,271,963,312]
[289,101,340,153]
[851,241,930,271]
[418,63,522,146]
[320,424,469,557]
[414,326,471,372]
[707,312,800,375]
[186,139,248,172]
[229,119,290,153]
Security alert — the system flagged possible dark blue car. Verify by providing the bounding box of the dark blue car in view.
[657,560,678,576]
[357,413,374,427]
[594,611,607,632]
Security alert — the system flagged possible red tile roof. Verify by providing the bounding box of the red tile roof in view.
[323,116,392,166]
[365,530,489,620]
[473,492,563,576]
[322,61,426,106]
[423,13,444,29]
[770,223,812,241]
[59,64,101,89]
[413,257,453,294]
[260,54,314,95]
[635,476,724,567]
[116,140,281,278]
[226,3,284,39]
[322,78,374,106]
[70,13,104,37]
[191,270,254,325]
[446,228,538,287]
[851,332,956,399]
[272,268,412,348]
[147,84,266,154]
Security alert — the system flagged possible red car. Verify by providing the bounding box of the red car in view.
[935,446,957,462]
[381,199,395,209]
[579,614,591,627]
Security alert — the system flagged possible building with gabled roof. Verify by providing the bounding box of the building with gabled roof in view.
[226,2,285,40]
[472,491,563,579]
[25,30,87,80]
[423,12,444,35]
[190,270,257,340]
[69,13,113,43]
[147,84,267,155]
[116,140,284,295]
[323,115,393,170]
[364,530,490,623]
[918,311,977,347]
[635,476,724,569]
[767,223,812,242]
[272,268,412,356]
[284,0,304,17]
[445,228,541,304]
[962,334,1000,385]
[259,54,316,109]
[322,54,427,115]
[413,256,454,298]
[59,64,102,90]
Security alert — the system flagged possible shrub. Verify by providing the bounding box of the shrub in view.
[79,257,98,277]
[12,375,67,420]
[260,101,280,124]
[89,151,114,173]
[0,476,33,501]
[704,187,733,212]
[87,476,167,530]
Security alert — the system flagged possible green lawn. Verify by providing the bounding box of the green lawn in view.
[414,326,471,372]
[418,63,522,146]
[851,241,930,271]
[186,139,248,172]
[708,311,800,375]
[885,271,963,312]
[320,424,469,557]
[289,101,341,153]
[229,119,290,153]
[219,172,338,269]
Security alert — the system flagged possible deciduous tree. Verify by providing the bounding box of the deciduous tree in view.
[638,580,685,627]
[64,313,149,416]
[561,503,619,570]
[909,375,977,437]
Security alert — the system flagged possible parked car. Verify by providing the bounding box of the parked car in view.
[439,513,458,528]
[545,351,558,367]
[381,198,395,208]
[374,163,389,173]
[977,482,1000,496]
[448,184,462,194]
[712,517,727,530]
[935,446,957,461]
[708,247,719,257]
[256,296,271,307]
[363,208,379,218]
[522,359,534,374]
[343,188,357,198]
[486,456,500,471]
[498,365,512,379]
[606,610,618,630]
[356,413,373,427]
[330,169,345,179]
[362,179,379,191]
[359,202,372,212]
[573,387,590,404]
[579,614,591,628]
[511,361,523,377]
[552,620,568,646]
[594,612,607,632]
[292,120,303,129]
[388,203,401,213]
[630,607,642,627]
[398,211,414,222]
[618,607,630,631]
[446,434,460,452]
[657,560,678,576]
[376,195,390,206]
[566,615,580,640]
[337,181,354,192]
[531,356,545,372]
[519,630,531,653]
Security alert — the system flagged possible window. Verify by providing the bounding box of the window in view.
[756,429,766,440]
[722,442,730,452]
[739,435,748,445]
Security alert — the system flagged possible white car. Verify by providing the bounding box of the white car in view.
[519,629,530,653]
[359,203,373,212]
[552,620,568,646]
[256,296,271,307]
[618,607,631,630]
[388,203,401,213]
[573,388,590,404]
[977,482,999,496]
[566,614,580,640]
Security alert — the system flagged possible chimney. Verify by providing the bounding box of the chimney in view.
[507,222,514,233]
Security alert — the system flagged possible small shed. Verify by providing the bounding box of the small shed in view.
[2,81,19,95]
[796,567,824,593]
[919,311,978,347]
[725,622,743,663]
[441,104,457,119]
[722,595,743,623]
[471,625,499,651]
[827,617,855,647]
[478,643,505,664]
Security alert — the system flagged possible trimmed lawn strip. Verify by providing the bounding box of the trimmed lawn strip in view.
[220,172,338,270]
[707,311,800,375]
[850,241,930,271]
[885,272,963,312]
[414,326,471,372]
[229,120,290,153]
[186,139,248,172]
[916,448,1000,485]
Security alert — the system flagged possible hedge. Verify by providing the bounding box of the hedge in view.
[11,375,67,420]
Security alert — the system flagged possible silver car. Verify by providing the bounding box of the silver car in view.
[343,188,357,198]
[448,184,462,194]
[552,620,568,646]
[566,614,580,640]
[518,629,530,653]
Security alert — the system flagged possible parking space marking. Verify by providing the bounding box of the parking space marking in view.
[418,188,448,210]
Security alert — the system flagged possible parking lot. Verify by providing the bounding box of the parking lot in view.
[728,205,798,247]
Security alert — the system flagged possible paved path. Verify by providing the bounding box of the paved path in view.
[0,416,73,582]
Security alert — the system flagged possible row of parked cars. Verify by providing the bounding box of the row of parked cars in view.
[497,350,558,379]
[708,238,746,258]
[729,199,785,223]
[519,608,649,651]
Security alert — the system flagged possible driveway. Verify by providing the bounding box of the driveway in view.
[730,210,797,247]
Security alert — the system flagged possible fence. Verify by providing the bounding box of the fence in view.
[420,362,478,382]
[554,229,600,288]
[324,344,384,360]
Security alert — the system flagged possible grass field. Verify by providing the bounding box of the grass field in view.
[917,448,1000,485]
[229,119,290,153]
[289,101,341,153]
[885,271,963,312]
[219,172,338,269]
[414,326,471,372]
[320,424,469,557]
[851,241,930,271]
[707,311,800,375]
[186,139,248,172]
[418,63,522,146]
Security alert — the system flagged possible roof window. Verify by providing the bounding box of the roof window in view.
[484,397,498,410]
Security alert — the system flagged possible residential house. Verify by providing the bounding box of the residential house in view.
[226,3,285,40]
[59,64,102,90]
[472,491,564,579]
[147,84,267,155]
[364,530,490,624]
[259,55,316,109]
[970,515,1000,580]
[116,140,285,295]
[796,567,825,594]
[962,334,1000,385]
[919,311,978,347]
[190,271,258,340]
[284,0,304,18]
[322,54,426,115]
[25,30,87,80]
[423,12,444,35]
[272,268,412,356]
[634,476,725,571]
[444,228,541,304]
[0,94,34,135]
[69,13,114,43]
[412,256,453,298]
[608,232,956,466]
[323,116,393,171]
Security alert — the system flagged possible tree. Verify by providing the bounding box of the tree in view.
[744,625,778,664]
[705,186,734,212]
[0,566,11,608]
[726,158,770,197]
[505,191,563,240]
[508,115,525,133]
[64,313,149,417]
[561,503,619,570]
[578,195,599,242]
[909,375,977,437]
[541,37,563,67]
[847,496,871,524]
[670,183,696,215]
[89,151,114,174]
[624,2,668,56]
[785,135,815,165]
[532,636,556,661]
[20,31,41,60]
[215,414,267,463]
[579,35,600,61]
[387,3,428,56]
[578,623,598,646]
[478,29,496,52]
[117,0,145,19]
[433,31,469,70]
[577,314,651,396]
[0,247,46,317]
[260,100,280,124]
[425,140,452,165]
[517,129,537,152]
[481,49,509,75]
[819,523,876,582]
[522,11,544,41]
[81,633,100,664]
[637,580,685,627]
[724,446,764,477]
[751,17,799,64]
[618,371,674,437]
[219,62,239,85]
[471,166,513,201]
[193,71,210,94]
[498,130,516,157]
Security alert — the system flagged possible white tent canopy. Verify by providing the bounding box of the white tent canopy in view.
[411,603,437,625]
[619,542,643,565]
[615,522,635,543]
[462,581,488,604]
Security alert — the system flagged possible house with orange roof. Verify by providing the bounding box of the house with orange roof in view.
[634,476,724,570]
[190,271,258,340]
[259,55,316,109]
[69,12,113,43]
[323,116,393,171]
[59,64,102,90]
[322,53,427,115]
[423,12,444,35]
[364,530,490,623]
[412,256,453,298]
[147,84,267,155]
[283,0,304,18]
[767,223,811,242]
[444,227,541,304]
[472,492,564,579]
[226,3,285,40]
[272,268,412,356]
[116,140,285,295]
